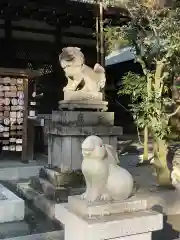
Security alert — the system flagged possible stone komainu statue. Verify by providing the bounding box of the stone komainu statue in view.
[59,47,106,93]
[81,135,134,202]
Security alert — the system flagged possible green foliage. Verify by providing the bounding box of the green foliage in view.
[104,26,129,54]
[105,0,180,141]
[118,72,146,101]
[132,95,171,139]
[119,72,171,138]
[105,7,180,69]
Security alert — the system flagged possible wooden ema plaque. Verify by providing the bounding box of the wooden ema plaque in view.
[0,68,40,162]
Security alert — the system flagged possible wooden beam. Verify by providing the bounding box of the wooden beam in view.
[0,67,40,78]
[12,30,55,42]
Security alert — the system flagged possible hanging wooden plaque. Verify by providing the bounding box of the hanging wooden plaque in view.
[4,106,10,111]
[3,77,11,84]
[5,91,17,98]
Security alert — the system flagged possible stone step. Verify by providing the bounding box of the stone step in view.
[29,177,70,202]
[0,221,29,239]
[16,181,85,220]
[167,215,180,232]
[0,184,24,223]
[16,182,56,220]
[0,164,44,181]
[38,167,84,188]
[4,230,64,240]
[56,204,163,240]
[28,177,85,203]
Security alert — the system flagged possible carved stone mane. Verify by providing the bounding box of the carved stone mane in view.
[59,47,106,93]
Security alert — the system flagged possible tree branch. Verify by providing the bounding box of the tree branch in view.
[160,72,169,81]
[156,72,168,98]
[168,105,180,117]
[154,61,165,90]
[136,57,148,75]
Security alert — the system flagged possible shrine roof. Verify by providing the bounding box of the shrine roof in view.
[0,0,128,26]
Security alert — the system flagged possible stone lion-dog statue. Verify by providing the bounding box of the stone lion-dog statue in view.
[59,47,106,93]
[81,135,134,202]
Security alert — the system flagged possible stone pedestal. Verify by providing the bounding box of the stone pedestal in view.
[44,111,122,170]
[55,201,163,240]
[59,91,108,111]
[59,100,108,111]
[68,195,148,218]
[0,184,24,223]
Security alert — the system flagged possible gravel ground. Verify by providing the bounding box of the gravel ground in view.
[119,153,180,240]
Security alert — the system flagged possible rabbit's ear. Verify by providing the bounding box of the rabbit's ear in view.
[75,47,81,51]
[105,144,119,165]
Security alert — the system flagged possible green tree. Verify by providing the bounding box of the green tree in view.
[118,72,149,163]
[105,0,180,186]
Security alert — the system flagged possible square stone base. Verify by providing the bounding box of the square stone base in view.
[64,91,103,101]
[45,110,122,170]
[47,132,121,170]
[65,228,152,240]
[68,195,148,218]
[52,111,114,126]
[115,233,151,240]
[55,204,163,240]
[0,184,24,223]
[59,100,108,111]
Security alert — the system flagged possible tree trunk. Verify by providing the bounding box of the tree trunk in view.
[153,139,172,187]
[143,126,149,161]
[142,72,151,162]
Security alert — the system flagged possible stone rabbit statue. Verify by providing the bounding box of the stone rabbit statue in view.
[81,135,134,203]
